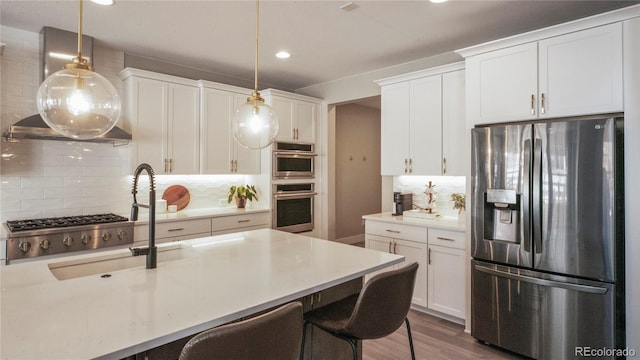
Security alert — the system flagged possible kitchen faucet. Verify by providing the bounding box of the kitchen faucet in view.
[129,163,157,269]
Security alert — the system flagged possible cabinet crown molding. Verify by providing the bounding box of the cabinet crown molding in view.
[375,62,464,87]
[261,88,323,103]
[119,67,200,86]
[456,4,640,58]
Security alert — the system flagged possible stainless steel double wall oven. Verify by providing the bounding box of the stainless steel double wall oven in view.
[272,142,317,233]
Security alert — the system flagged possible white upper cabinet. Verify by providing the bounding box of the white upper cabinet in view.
[377,62,465,176]
[199,83,260,174]
[465,22,623,125]
[120,69,200,174]
[263,89,321,143]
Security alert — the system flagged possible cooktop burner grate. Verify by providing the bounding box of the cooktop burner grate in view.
[5,213,129,232]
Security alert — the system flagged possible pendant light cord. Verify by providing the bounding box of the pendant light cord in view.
[254,0,259,93]
[77,0,84,62]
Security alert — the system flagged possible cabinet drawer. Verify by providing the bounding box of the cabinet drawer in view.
[365,221,427,243]
[428,228,465,249]
[135,218,212,241]
[211,212,271,232]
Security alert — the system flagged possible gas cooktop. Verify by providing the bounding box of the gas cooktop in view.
[5,213,129,232]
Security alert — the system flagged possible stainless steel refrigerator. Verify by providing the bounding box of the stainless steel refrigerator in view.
[471,114,625,359]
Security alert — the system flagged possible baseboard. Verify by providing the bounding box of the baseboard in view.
[336,234,364,245]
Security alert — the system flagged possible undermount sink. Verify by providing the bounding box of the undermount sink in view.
[48,243,193,280]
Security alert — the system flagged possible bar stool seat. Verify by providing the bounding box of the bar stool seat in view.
[301,262,419,360]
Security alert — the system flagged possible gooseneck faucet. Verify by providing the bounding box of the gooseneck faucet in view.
[129,163,157,269]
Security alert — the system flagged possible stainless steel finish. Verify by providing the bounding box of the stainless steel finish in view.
[6,220,133,263]
[273,142,316,179]
[471,114,625,359]
[272,183,315,233]
[472,260,618,360]
[40,27,93,83]
[3,114,132,144]
[129,163,157,269]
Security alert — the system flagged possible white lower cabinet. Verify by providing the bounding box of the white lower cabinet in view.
[427,228,466,319]
[365,217,466,322]
[364,221,428,308]
[211,211,271,235]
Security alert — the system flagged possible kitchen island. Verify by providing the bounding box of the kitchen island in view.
[0,229,403,359]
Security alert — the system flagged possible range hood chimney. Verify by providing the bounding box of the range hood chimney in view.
[3,27,131,145]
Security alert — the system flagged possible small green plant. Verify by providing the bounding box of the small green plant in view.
[227,185,259,205]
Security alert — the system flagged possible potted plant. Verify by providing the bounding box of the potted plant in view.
[227,185,259,208]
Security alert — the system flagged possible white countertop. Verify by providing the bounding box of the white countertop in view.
[133,206,270,225]
[0,229,402,359]
[362,212,466,231]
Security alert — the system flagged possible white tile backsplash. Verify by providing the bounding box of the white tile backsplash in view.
[393,175,466,219]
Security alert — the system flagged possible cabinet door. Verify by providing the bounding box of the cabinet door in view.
[294,101,316,143]
[394,238,428,308]
[380,82,411,175]
[272,97,295,141]
[167,83,199,174]
[364,234,394,282]
[410,75,442,175]
[538,23,623,118]
[427,245,465,319]
[442,70,466,176]
[133,77,168,172]
[468,42,538,124]
[200,87,234,174]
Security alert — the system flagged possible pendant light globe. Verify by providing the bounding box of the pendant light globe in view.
[36,0,121,140]
[232,92,278,149]
[37,66,121,140]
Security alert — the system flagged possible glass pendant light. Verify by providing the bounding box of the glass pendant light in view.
[36,0,121,140]
[232,0,279,150]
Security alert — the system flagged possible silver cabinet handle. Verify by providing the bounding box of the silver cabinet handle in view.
[164,158,168,173]
[169,158,173,173]
[540,93,546,114]
[428,248,431,265]
[530,94,535,115]
[475,265,608,294]
[393,241,397,254]
[238,219,250,223]
[443,157,447,174]
[404,158,408,174]
[168,228,184,232]
[385,229,400,234]
[409,158,413,173]
[436,236,455,242]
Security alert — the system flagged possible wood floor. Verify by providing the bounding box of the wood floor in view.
[361,309,526,360]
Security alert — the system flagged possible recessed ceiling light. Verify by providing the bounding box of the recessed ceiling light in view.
[91,0,114,5]
[276,51,291,59]
[430,0,448,3]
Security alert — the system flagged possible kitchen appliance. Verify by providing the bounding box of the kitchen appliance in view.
[392,192,413,216]
[272,142,316,179]
[4,213,133,264]
[471,114,625,359]
[272,183,316,233]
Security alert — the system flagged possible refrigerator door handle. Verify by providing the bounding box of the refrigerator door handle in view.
[532,138,543,254]
[523,139,531,253]
[474,265,608,294]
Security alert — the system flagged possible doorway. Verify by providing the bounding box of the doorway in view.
[328,96,382,243]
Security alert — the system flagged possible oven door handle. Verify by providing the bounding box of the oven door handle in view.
[274,192,317,199]
[273,151,318,157]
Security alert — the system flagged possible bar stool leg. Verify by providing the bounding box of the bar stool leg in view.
[405,317,416,360]
[300,321,309,360]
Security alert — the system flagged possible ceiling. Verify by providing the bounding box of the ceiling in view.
[1,0,638,92]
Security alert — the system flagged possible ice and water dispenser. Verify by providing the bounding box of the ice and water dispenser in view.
[483,189,521,243]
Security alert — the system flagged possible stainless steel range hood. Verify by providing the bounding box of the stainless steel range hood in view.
[3,114,132,145]
[3,27,131,145]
